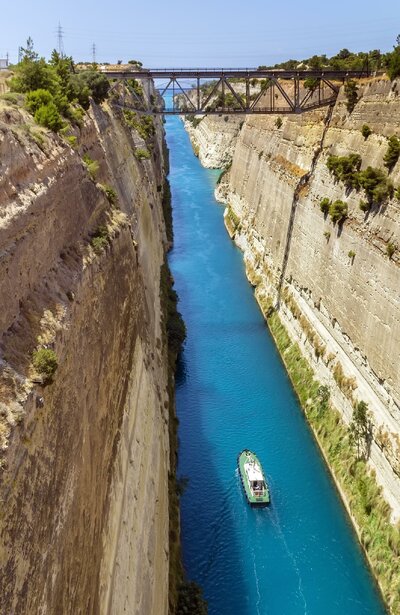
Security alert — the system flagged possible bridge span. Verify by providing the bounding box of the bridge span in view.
[103,67,368,115]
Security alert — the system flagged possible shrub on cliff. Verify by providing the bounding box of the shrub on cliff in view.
[326,153,361,187]
[162,179,173,243]
[356,166,393,202]
[82,154,100,180]
[361,124,372,139]
[319,197,331,214]
[383,135,400,171]
[160,264,186,363]
[344,80,358,113]
[69,71,110,108]
[329,200,348,224]
[386,242,396,259]
[25,88,53,113]
[90,225,110,253]
[34,102,64,132]
[123,110,154,140]
[135,148,151,160]
[304,77,319,91]
[32,348,58,384]
[349,401,373,460]
[101,184,118,206]
[177,581,207,615]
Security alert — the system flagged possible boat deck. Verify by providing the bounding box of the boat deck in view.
[238,449,270,507]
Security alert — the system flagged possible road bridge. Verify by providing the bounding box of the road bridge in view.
[103,67,368,115]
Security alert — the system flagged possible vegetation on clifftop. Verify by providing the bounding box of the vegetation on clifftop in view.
[263,36,400,79]
[7,38,109,132]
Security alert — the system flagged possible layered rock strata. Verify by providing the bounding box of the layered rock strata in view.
[186,78,400,520]
[0,91,171,614]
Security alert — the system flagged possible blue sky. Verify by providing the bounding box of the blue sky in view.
[2,0,400,66]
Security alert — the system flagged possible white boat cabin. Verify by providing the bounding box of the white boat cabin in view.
[244,460,266,496]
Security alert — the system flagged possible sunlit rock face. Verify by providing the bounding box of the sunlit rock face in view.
[187,78,400,520]
[0,94,170,614]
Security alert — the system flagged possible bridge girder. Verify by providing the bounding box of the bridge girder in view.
[104,68,366,115]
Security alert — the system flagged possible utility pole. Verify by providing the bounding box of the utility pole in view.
[92,43,96,64]
[57,22,65,57]
[18,46,22,63]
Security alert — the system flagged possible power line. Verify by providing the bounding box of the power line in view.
[57,22,64,56]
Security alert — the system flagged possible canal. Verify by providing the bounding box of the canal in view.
[166,115,386,615]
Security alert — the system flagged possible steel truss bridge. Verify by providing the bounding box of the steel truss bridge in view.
[103,67,368,115]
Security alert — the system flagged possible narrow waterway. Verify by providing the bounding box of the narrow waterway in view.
[166,115,386,615]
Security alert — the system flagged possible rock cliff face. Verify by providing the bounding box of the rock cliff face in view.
[184,116,242,168]
[186,78,400,521]
[0,93,171,613]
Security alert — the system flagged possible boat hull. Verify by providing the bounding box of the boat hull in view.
[238,449,270,507]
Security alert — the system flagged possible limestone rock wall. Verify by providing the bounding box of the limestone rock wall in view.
[0,93,170,614]
[187,78,400,519]
[184,115,242,168]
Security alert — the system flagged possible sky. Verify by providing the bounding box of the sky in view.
[1,0,400,67]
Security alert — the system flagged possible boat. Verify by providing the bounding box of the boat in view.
[237,449,270,507]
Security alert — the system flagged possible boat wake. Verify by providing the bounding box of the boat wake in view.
[251,543,262,615]
[269,507,309,615]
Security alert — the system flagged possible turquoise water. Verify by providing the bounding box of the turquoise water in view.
[166,115,387,615]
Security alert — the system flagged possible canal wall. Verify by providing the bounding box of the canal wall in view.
[184,77,400,612]
[0,88,173,612]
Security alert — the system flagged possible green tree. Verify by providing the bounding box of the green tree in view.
[329,200,348,224]
[383,135,400,171]
[304,77,319,91]
[34,102,64,132]
[69,70,110,107]
[320,197,331,214]
[349,401,373,459]
[344,80,358,113]
[388,35,400,80]
[357,166,392,202]
[10,57,57,94]
[308,55,322,69]
[10,38,59,94]
[20,36,38,61]
[50,50,74,99]
[326,153,361,187]
[25,89,53,113]
[368,49,381,70]
[337,48,351,60]
[361,124,372,139]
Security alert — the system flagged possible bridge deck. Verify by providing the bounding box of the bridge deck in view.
[104,67,370,115]
[102,68,367,80]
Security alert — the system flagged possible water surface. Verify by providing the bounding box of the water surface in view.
[166,115,386,615]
